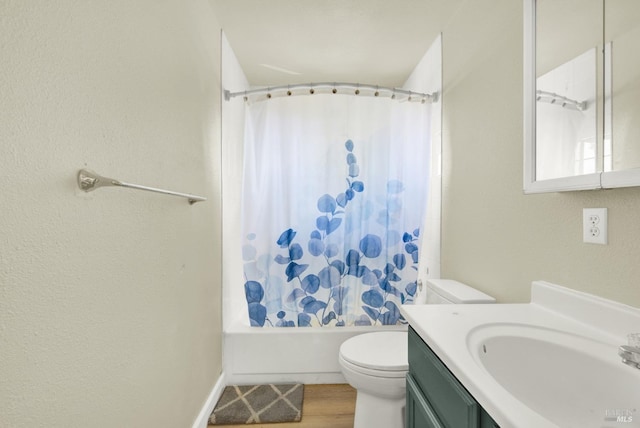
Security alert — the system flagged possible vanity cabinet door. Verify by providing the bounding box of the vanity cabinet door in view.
[408,327,479,427]
[407,327,500,428]
[406,373,444,428]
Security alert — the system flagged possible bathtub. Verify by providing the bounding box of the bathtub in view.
[223,316,407,385]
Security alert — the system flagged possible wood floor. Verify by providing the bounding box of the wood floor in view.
[214,384,356,428]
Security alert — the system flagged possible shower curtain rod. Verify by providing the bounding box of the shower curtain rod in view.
[536,90,587,111]
[224,82,438,103]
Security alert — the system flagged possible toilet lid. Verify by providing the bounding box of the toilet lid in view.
[339,331,408,371]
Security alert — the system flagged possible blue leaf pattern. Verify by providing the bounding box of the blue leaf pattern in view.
[308,238,324,256]
[304,299,327,314]
[326,218,342,235]
[362,289,384,308]
[298,313,312,327]
[405,281,417,296]
[287,288,306,303]
[301,274,320,294]
[316,216,330,231]
[351,181,364,192]
[289,243,303,261]
[405,242,419,254]
[361,269,379,286]
[345,188,355,201]
[317,194,337,214]
[245,281,264,303]
[274,254,291,265]
[330,260,346,275]
[318,265,341,289]
[277,229,296,248]
[345,139,354,152]
[362,306,380,322]
[393,253,406,270]
[345,249,360,267]
[323,311,337,325]
[387,180,405,194]
[248,302,267,326]
[285,262,308,282]
[324,244,339,258]
[336,193,348,208]
[359,234,382,258]
[300,296,315,307]
[243,140,423,327]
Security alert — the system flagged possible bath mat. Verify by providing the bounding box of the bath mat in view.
[209,383,303,425]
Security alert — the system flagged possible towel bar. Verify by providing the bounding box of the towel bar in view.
[77,169,206,205]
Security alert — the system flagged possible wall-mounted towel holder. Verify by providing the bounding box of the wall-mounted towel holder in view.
[77,169,206,205]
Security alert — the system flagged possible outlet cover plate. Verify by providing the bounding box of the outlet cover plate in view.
[583,208,607,244]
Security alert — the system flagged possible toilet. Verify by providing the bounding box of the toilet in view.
[338,279,495,428]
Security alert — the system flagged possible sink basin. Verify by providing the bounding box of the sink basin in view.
[402,282,640,428]
[468,324,640,428]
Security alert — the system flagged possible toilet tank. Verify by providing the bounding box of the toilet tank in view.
[425,279,495,304]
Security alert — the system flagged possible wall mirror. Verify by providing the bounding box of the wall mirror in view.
[524,0,640,193]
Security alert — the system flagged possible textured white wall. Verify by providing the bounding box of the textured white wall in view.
[221,34,250,330]
[0,1,223,426]
[403,36,443,290]
[441,0,640,307]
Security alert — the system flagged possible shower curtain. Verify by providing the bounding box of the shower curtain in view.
[241,93,431,327]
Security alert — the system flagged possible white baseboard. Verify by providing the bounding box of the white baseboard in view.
[225,371,346,385]
[192,372,226,428]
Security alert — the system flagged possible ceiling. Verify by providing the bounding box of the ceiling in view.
[210,0,466,87]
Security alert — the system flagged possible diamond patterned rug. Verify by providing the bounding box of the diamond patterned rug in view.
[209,384,304,425]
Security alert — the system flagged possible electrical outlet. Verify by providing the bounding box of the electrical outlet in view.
[583,208,607,244]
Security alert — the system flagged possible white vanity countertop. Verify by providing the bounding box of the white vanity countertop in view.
[400,281,640,428]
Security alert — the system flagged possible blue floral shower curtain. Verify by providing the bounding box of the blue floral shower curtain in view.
[241,94,431,327]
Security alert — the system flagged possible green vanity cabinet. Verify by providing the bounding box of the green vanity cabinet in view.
[406,373,445,428]
[406,327,500,428]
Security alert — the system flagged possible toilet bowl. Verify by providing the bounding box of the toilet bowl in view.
[338,279,495,428]
[339,331,408,428]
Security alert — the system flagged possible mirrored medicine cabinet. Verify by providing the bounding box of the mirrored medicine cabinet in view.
[524,0,640,193]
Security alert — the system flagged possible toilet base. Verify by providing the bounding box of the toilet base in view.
[353,390,405,428]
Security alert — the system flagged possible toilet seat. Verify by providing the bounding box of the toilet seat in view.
[339,331,408,376]
[339,354,407,379]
